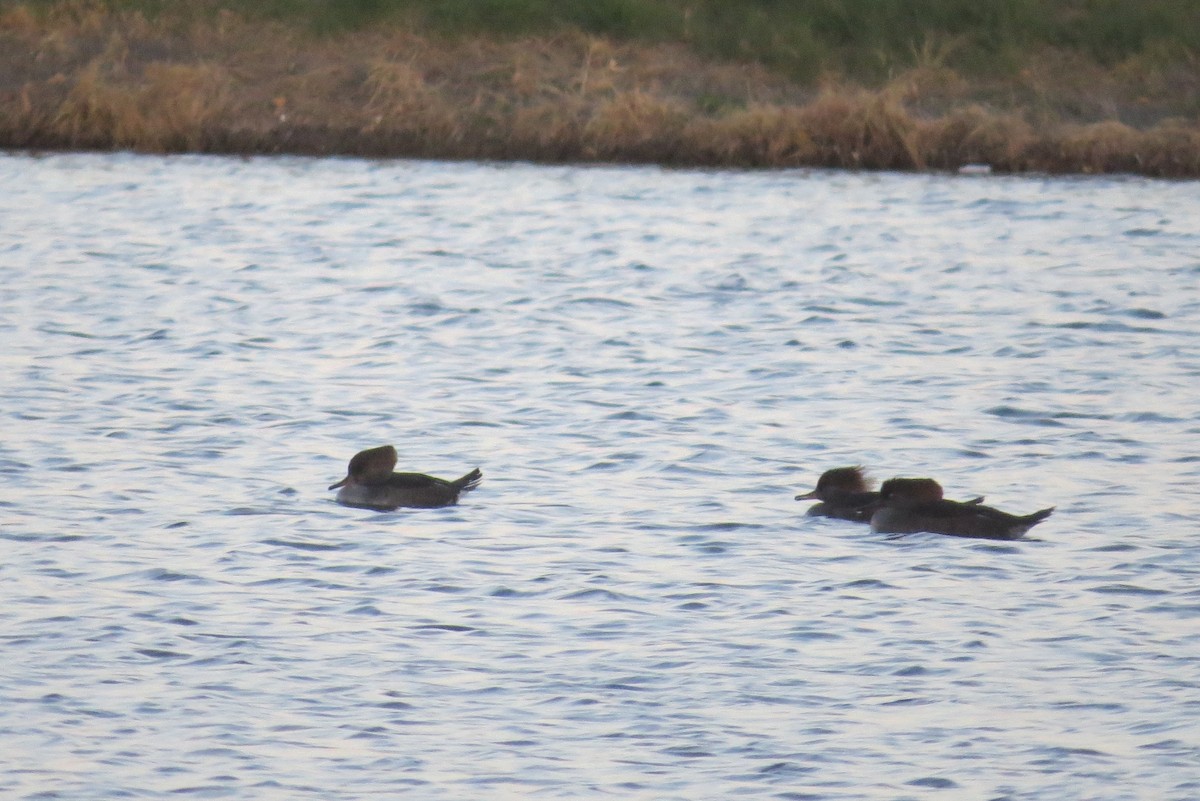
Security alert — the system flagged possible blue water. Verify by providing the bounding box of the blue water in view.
[2,152,1198,800]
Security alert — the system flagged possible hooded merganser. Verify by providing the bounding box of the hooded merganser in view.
[794,466,882,522]
[796,466,984,523]
[328,445,481,511]
[871,477,1052,540]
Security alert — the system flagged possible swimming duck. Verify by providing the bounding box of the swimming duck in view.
[796,466,984,523]
[329,445,481,511]
[794,466,882,522]
[871,477,1052,540]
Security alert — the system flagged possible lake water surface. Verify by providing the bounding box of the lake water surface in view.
[2,153,1199,800]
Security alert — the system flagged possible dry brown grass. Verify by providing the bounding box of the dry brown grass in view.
[2,3,1198,175]
[795,85,924,169]
[1041,118,1200,175]
[686,105,815,167]
[1052,120,1145,174]
[50,61,228,151]
[920,105,1035,171]
[582,90,688,160]
[363,57,461,144]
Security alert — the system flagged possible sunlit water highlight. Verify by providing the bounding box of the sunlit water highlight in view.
[2,153,1198,800]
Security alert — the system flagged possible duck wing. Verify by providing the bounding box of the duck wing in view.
[913,499,1053,539]
[384,472,457,490]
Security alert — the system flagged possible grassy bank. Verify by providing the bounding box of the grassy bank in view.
[3,1,1200,175]
[27,0,1200,82]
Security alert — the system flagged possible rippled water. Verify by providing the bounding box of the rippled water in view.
[2,152,1199,800]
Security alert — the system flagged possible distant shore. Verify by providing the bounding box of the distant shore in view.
[3,3,1199,176]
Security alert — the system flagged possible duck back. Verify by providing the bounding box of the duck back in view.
[872,499,1053,540]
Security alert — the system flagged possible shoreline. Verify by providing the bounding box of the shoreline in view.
[3,6,1199,177]
[3,143,1182,184]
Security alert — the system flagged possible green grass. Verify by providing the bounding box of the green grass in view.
[19,0,1200,81]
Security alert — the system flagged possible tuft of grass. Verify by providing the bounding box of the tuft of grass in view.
[50,59,227,151]
[365,58,434,114]
[361,56,463,146]
[798,85,924,169]
[582,89,688,160]
[686,105,816,167]
[1053,119,1149,173]
[920,105,1034,170]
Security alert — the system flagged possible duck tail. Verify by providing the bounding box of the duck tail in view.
[454,468,482,494]
[1024,507,1054,527]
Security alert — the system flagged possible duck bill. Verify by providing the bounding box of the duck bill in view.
[328,477,348,490]
[794,490,819,501]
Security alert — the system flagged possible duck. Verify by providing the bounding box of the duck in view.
[328,445,481,511]
[796,466,984,523]
[794,466,882,522]
[871,477,1052,540]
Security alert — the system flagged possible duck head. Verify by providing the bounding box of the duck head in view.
[329,445,398,489]
[878,477,945,506]
[795,465,871,501]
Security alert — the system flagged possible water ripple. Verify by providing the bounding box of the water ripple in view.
[0,154,1197,800]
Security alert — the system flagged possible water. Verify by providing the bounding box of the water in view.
[2,152,1198,800]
